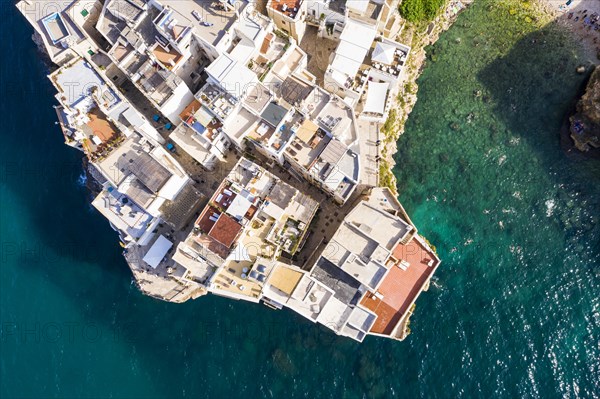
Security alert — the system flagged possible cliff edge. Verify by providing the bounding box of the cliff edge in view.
[569,66,600,154]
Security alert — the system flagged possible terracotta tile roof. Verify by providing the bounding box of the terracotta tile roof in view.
[360,238,438,335]
[152,45,182,69]
[86,109,117,143]
[208,213,242,248]
[269,0,302,17]
[261,32,274,54]
[212,184,237,210]
[196,205,221,233]
[194,233,230,260]
[245,205,258,220]
[179,98,202,122]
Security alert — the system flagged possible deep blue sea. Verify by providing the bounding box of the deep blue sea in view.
[1,0,599,398]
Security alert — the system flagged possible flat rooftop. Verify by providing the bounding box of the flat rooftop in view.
[165,0,244,46]
[315,98,355,144]
[267,180,296,209]
[222,107,258,144]
[243,83,272,114]
[361,238,438,335]
[53,59,119,110]
[98,5,127,44]
[106,0,145,23]
[269,264,304,295]
[110,42,134,63]
[271,48,306,82]
[117,150,172,193]
[279,75,313,107]
[261,102,289,128]
[311,257,363,305]
[169,124,217,168]
[159,183,204,230]
[269,0,303,19]
[345,202,412,250]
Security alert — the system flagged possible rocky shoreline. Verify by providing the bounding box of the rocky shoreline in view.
[563,65,600,158]
[381,0,600,193]
[379,0,474,194]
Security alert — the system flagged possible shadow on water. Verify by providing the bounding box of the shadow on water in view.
[477,2,596,176]
[476,2,600,256]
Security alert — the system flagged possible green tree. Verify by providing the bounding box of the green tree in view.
[399,0,446,22]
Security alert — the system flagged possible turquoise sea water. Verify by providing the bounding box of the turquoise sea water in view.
[1,0,599,398]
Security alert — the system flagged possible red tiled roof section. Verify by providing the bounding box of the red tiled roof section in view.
[269,0,302,17]
[208,214,242,248]
[361,238,439,335]
[196,205,221,233]
[87,109,118,142]
[179,98,201,122]
[152,45,182,69]
[212,184,236,210]
[261,33,274,54]
[194,234,230,260]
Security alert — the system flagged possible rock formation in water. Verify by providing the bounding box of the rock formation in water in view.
[569,66,600,153]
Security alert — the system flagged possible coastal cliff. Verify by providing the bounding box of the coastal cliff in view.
[569,65,600,153]
[379,0,473,193]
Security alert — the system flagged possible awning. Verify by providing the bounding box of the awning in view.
[339,19,377,51]
[296,119,319,143]
[372,42,396,65]
[331,54,362,78]
[142,235,173,268]
[363,81,389,115]
[195,106,215,126]
[226,194,253,220]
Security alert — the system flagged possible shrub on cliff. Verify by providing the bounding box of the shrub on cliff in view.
[399,0,446,22]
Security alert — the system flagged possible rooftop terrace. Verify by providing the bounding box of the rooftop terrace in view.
[152,44,183,70]
[53,59,120,111]
[311,257,363,305]
[160,0,244,46]
[345,202,412,250]
[269,0,303,19]
[106,0,146,23]
[92,187,154,240]
[360,238,439,335]
[285,122,330,168]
